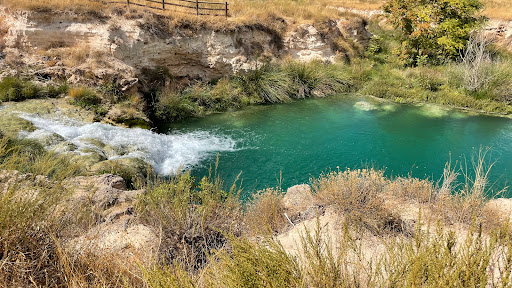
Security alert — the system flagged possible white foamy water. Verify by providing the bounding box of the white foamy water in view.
[18,114,238,175]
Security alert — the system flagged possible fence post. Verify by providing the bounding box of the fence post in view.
[225,2,228,18]
[162,0,165,10]
[196,0,199,15]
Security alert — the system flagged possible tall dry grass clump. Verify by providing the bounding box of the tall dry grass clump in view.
[134,170,243,272]
[423,148,504,228]
[244,188,288,236]
[312,168,405,234]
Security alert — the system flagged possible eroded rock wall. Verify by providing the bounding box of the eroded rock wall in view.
[0,6,370,83]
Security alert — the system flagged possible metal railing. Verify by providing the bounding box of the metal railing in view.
[107,0,229,17]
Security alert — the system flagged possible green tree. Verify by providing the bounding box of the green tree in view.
[384,0,486,65]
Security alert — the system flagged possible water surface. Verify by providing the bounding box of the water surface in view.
[166,95,512,198]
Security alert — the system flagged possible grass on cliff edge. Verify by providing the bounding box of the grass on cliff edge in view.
[1,0,510,21]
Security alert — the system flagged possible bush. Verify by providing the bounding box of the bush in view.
[236,64,293,103]
[153,88,198,122]
[69,87,102,109]
[203,237,303,288]
[384,0,486,65]
[382,222,498,287]
[0,77,67,102]
[283,61,352,98]
[134,172,243,271]
[313,169,406,235]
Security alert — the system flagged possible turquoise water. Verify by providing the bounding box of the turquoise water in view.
[166,95,512,198]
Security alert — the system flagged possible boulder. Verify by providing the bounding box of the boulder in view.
[64,173,143,209]
[283,184,316,221]
[486,198,512,221]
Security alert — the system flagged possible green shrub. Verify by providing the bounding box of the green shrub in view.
[210,78,256,109]
[46,82,69,98]
[384,0,486,64]
[382,221,500,287]
[100,80,125,103]
[0,77,25,101]
[69,87,102,109]
[283,61,352,98]
[236,64,293,103]
[203,237,303,288]
[154,89,198,122]
[0,77,67,102]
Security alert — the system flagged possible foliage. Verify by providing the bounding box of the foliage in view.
[382,221,497,287]
[236,64,293,103]
[135,170,243,271]
[245,188,287,236]
[203,237,303,288]
[384,0,486,65]
[0,77,68,102]
[69,87,102,109]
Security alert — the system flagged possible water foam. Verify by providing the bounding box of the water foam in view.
[18,114,238,175]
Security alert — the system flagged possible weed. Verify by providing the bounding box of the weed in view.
[134,170,243,271]
[245,188,287,236]
[69,87,102,109]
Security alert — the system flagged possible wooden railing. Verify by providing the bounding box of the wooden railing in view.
[107,0,229,17]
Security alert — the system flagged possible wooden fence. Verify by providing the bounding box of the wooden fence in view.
[107,0,229,17]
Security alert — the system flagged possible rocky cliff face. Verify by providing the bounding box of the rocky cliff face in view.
[0,6,371,85]
[486,20,512,51]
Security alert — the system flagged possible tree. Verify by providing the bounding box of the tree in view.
[384,0,486,65]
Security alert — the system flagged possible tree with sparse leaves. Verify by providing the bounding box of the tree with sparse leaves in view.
[384,0,486,65]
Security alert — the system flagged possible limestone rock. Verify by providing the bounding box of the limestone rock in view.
[67,206,158,267]
[486,198,512,221]
[283,184,314,210]
[64,173,143,209]
[283,184,318,223]
[0,7,372,82]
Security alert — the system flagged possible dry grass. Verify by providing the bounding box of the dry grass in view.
[312,168,407,235]
[483,0,512,20]
[2,0,509,24]
[41,44,100,68]
[244,188,288,236]
[0,16,7,51]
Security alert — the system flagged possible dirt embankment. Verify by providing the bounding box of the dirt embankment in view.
[0,6,371,86]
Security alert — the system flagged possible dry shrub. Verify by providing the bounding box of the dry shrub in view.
[244,188,288,236]
[385,177,435,203]
[62,45,91,67]
[43,44,96,68]
[56,248,144,287]
[313,168,405,234]
[0,16,8,51]
[431,148,505,227]
[134,171,243,272]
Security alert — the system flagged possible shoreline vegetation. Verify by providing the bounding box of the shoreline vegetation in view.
[1,134,512,287]
[1,20,511,129]
[1,0,512,286]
